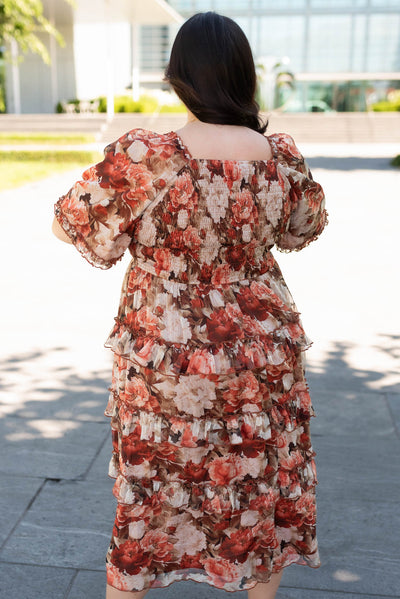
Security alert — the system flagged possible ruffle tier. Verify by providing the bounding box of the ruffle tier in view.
[103,259,313,377]
[104,386,316,445]
[107,469,318,513]
[106,391,272,442]
[104,390,318,511]
[104,320,311,377]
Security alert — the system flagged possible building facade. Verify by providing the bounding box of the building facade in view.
[2,0,399,113]
[2,0,182,114]
[145,0,400,111]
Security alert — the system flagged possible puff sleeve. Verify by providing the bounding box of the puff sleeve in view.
[273,133,328,252]
[53,131,163,269]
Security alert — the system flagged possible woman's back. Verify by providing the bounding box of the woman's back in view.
[65,125,327,375]
[175,121,274,161]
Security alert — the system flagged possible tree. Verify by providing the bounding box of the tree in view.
[0,0,72,64]
[256,56,295,111]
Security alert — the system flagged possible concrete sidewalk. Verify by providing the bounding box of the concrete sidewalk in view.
[0,143,399,599]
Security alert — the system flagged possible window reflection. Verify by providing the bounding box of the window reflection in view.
[257,16,305,72]
[368,14,400,71]
[308,15,352,72]
[310,0,366,6]
[162,0,400,111]
[256,0,306,7]
[371,0,400,6]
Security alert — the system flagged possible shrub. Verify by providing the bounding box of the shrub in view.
[56,99,83,113]
[0,87,5,113]
[98,96,107,113]
[391,155,400,167]
[114,95,158,113]
[371,91,400,112]
[57,94,185,114]
[159,103,186,113]
[371,100,400,112]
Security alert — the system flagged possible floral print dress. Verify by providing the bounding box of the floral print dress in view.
[54,128,328,593]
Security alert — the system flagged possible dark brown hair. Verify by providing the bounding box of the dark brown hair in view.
[164,12,267,134]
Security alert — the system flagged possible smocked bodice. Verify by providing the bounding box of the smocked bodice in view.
[54,128,327,376]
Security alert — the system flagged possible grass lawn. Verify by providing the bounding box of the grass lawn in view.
[0,132,96,145]
[0,150,102,191]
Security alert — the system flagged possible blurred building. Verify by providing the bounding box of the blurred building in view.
[156,0,400,112]
[3,0,183,114]
[2,0,400,113]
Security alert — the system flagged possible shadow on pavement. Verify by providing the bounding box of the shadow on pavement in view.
[306,337,400,396]
[307,156,397,171]
[0,339,399,598]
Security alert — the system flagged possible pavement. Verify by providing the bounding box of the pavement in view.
[0,127,399,599]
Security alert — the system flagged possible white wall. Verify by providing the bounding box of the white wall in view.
[5,26,76,114]
[73,22,131,100]
[5,20,131,113]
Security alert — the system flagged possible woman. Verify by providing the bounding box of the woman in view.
[52,12,327,599]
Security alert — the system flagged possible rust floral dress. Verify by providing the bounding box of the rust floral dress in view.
[54,128,328,593]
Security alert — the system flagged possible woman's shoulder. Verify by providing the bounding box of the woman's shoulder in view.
[267,132,304,160]
[117,127,175,143]
[107,128,183,163]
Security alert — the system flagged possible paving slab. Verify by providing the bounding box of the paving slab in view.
[0,417,109,479]
[307,155,396,171]
[306,356,400,395]
[386,394,400,437]
[0,474,44,547]
[309,389,396,438]
[281,490,400,597]
[282,552,399,598]
[277,166,400,396]
[85,431,114,482]
[65,569,107,599]
[0,562,74,599]
[0,359,110,423]
[311,436,400,502]
[0,479,115,571]
[281,437,400,596]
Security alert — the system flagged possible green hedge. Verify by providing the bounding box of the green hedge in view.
[58,94,185,114]
[371,91,400,112]
[371,100,400,112]
[391,155,400,167]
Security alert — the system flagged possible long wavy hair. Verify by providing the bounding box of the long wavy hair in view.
[164,12,267,134]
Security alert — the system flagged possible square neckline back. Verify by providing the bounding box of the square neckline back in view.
[170,130,280,166]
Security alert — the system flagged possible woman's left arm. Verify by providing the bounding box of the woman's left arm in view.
[52,134,158,269]
[52,215,73,244]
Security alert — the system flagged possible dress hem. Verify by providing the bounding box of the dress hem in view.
[105,557,322,594]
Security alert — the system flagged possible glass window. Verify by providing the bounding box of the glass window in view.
[141,26,170,72]
[214,0,250,10]
[352,14,367,72]
[256,0,306,7]
[308,15,352,72]
[310,0,366,6]
[235,16,252,41]
[194,0,214,9]
[367,14,400,71]
[371,0,400,6]
[257,16,305,72]
[167,0,195,11]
